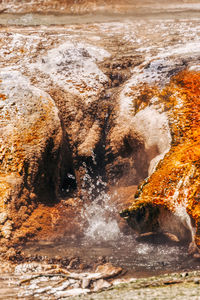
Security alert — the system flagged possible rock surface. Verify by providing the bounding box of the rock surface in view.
[71,271,200,300]
[121,68,200,248]
[0,69,72,243]
[0,4,200,246]
[0,258,200,300]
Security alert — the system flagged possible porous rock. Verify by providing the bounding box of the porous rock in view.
[95,262,122,278]
[0,70,71,242]
[121,66,200,249]
[93,279,111,291]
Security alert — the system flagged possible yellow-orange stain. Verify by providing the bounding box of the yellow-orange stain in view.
[127,70,200,245]
[0,93,6,101]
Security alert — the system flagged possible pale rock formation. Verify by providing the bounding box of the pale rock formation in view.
[32,41,110,102]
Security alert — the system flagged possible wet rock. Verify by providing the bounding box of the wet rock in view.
[34,40,114,194]
[136,232,179,244]
[0,70,72,243]
[95,263,122,279]
[121,67,200,248]
[93,279,111,291]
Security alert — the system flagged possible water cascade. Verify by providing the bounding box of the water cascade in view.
[75,160,120,242]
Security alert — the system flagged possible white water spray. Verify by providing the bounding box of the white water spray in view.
[80,162,121,242]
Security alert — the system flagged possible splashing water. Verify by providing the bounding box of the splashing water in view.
[83,194,121,242]
[80,162,121,242]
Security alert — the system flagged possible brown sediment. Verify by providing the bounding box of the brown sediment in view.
[12,200,83,245]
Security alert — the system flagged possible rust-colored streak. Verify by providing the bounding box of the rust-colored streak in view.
[0,93,7,101]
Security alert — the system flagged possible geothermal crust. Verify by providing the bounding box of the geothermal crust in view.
[0,16,200,247]
[121,68,200,249]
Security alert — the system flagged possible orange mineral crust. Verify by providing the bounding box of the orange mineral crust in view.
[122,70,200,245]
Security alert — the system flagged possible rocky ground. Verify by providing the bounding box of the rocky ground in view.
[71,271,200,300]
[0,258,200,299]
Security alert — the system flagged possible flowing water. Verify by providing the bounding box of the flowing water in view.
[23,236,200,278]
[23,170,200,278]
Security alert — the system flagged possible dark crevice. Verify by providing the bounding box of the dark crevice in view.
[51,53,149,198]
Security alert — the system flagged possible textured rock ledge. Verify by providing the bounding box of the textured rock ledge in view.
[71,270,200,300]
[121,69,200,250]
[0,70,72,241]
[1,257,200,299]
